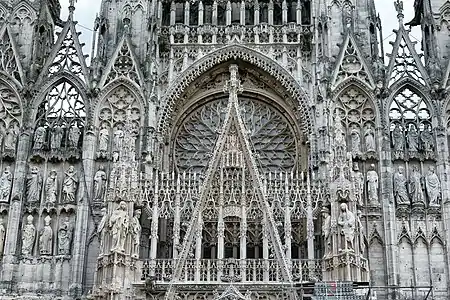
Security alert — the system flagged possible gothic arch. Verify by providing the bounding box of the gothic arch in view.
[157,45,313,136]
[11,2,36,24]
[0,78,23,130]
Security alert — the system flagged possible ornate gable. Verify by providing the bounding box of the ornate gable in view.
[36,13,89,84]
[0,24,24,85]
[386,27,429,87]
[99,37,144,88]
[330,33,375,89]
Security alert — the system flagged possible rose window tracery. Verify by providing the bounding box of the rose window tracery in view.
[174,98,297,173]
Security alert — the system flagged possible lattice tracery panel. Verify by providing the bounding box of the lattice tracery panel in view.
[48,30,83,78]
[389,88,431,129]
[174,98,297,173]
[0,83,22,130]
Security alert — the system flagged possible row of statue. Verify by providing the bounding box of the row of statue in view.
[25,166,79,205]
[351,163,379,207]
[21,215,74,256]
[349,125,376,156]
[33,123,82,151]
[96,124,138,160]
[393,165,441,207]
[97,202,141,258]
[391,123,434,159]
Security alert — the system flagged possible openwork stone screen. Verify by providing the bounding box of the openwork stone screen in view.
[389,87,431,131]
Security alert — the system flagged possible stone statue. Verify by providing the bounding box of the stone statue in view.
[50,123,64,151]
[33,125,46,150]
[45,170,58,204]
[93,166,107,200]
[420,124,434,154]
[425,166,440,207]
[364,126,376,152]
[68,124,81,148]
[62,166,78,203]
[98,207,108,254]
[4,123,17,151]
[367,164,379,206]
[109,201,129,252]
[22,215,35,255]
[39,215,53,255]
[26,166,43,204]
[350,128,361,156]
[394,166,409,206]
[0,216,5,255]
[131,209,141,258]
[356,210,365,254]
[409,166,425,206]
[392,124,404,152]
[406,125,419,155]
[0,166,12,202]
[352,163,364,206]
[321,208,331,258]
[58,216,73,255]
[113,126,124,152]
[98,125,109,153]
[337,203,355,251]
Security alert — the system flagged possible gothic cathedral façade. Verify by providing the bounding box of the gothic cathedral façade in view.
[0,0,448,299]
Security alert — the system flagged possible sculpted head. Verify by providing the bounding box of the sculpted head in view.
[134,209,141,218]
[26,214,34,224]
[340,203,348,212]
[119,201,127,211]
[398,166,404,174]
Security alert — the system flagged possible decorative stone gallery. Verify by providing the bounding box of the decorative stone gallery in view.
[0,0,449,299]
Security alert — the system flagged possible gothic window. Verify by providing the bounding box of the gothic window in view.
[0,83,22,135]
[287,1,296,23]
[189,2,198,25]
[105,42,139,85]
[245,3,254,25]
[174,98,297,173]
[231,2,240,24]
[389,37,425,86]
[203,1,213,24]
[259,2,268,23]
[273,3,282,25]
[162,3,171,26]
[389,87,431,131]
[301,0,311,25]
[217,4,226,25]
[175,3,184,23]
[48,30,83,79]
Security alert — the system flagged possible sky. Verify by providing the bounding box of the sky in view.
[58,0,421,64]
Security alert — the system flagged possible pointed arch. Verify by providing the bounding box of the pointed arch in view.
[0,3,7,24]
[0,79,23,137]
[11,2,36,24]
[157,45,312,136]
[0,24,25,85]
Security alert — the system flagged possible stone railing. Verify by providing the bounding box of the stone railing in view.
[141,258,322,283]
[159,23,312,45]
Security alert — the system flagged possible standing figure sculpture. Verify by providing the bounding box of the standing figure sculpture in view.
[394,166,409,206]
[39,215,53,255]
[392,124,404,156]
[26,166,43,204]
[45,170,58,204]
[62,166,78,203]
[322,208,332,258]
[425,166,440,207]
[350,128,361,157]
[421,124,434,156]
[68,124,81,148]
[406,125,419,156]
[131,209,141,258]
[352,163,364,206]
[367,164,379,206]
[109,201,129,252]
[50,123,64,151]
[98,207,108,254]
[22,215,36,255]
[409,166,425,206]
[97,125,109,156]
[33,125,46,150]
[58,216,73,255]
[113,126,124,152]
[93,166,107,201]
[4,123,17,152]
[337,203,355,251]
[0,166,12,202]
[356,210,365,254]
[364,125,376,152]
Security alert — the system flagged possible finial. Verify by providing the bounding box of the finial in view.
[394,0,404,25]
[69,0,77,15]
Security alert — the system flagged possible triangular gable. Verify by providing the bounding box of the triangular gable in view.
[165,65,293,299]
[215,285,248,300]
[0,24,25,85]
[37,14,89,83]
[386,26,429,87]
[98,36,145,87]
[330,33,375,89]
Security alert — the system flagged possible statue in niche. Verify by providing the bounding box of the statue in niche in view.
[337,203,355,251]
[352,163,364,206]
[98,207,108,254]
[421,124,434,155]
[321,207,331,258]
[356,210,365,254]
[22,215,35,255]
[26,166,42,204]
[364,125,376,152]
[39,215,53,255]
[33,125,46,150]
[109,201,129,252]
[45,170,58,204]
[93,166,107,201]
[407,125,419,156]
[113,125,124,152]
[131,209,141,258]
[409,166,425,206]
[350,128,361,157]
[68,124,81,148]
[58,216,73,255]
[0,166,12,202]
[50,122,64,151]
[425,166,441,207]
[392,124,404,153]
[4,123,17,152]
[0,216,5,255]
[97,125,109,155]
[366,164,379,206]
[393,166,409,206]
[62,166,78,203]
